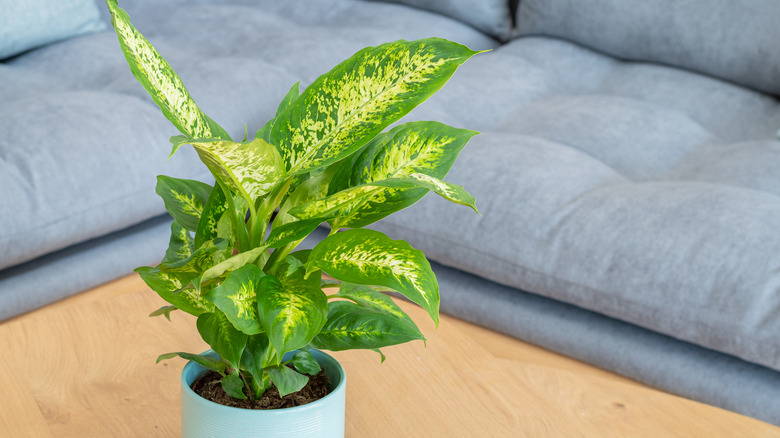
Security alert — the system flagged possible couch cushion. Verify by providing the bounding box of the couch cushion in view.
[368,36,780,373]
[362,0,514,41]
[0,0,498,272]
[0,0,106,60]
[513,0,780,95]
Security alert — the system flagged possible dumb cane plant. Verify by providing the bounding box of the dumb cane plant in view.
[108,0,481,401]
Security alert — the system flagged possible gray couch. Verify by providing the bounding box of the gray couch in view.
[2,0,780,425]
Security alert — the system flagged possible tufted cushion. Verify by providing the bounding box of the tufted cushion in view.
[0,0,106,60]
[361,0,514,41]
[0,0,497,272]
[513,0,780,95]
[369,36,780,373]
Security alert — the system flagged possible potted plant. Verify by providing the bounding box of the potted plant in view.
[107,1,481,436]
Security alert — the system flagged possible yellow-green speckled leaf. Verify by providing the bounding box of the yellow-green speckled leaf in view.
[203,264,265,335]
[368,173,477,212]
[256,274,328,355]
[270,38,480,174]
[107,0,230,141]
[328,121,478,228]
[135,265,213,316]
[307,229,439,325]
[155,175,213,232]
[161,220,194,264]
[187,138,285,204]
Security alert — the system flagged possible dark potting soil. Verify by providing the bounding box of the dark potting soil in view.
[191,369,329,410]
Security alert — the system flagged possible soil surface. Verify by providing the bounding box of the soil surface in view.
[191,369,330,410]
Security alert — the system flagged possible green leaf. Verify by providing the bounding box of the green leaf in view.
[266,365,309,397]
[241,334,277,374]
[199,247,267,287]
[256,275,328,355]
[149,305,178,320]
[106,0,230,141]
[203,264,265,335]
[270,38,480,174]
[221,373,246,399]
[335,283,414,324]
[161,220,194,264]
[372,348,387,363]
[367,173,478,213]
[197,311,248,367]
[155,176,213,232]
[307,229,440,325]
[135,266,212,316]
[159,238,228,277]
[156,352,227,373]
[328,121,478,228]
[185,138,286,205]
[311,300,424,351]
[264,218,326,249]
[289,350,321,375]
[194,183,228,248]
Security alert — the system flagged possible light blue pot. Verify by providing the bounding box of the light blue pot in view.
[181,350,346,438]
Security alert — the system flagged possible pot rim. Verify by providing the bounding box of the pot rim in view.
[181,349,346,415]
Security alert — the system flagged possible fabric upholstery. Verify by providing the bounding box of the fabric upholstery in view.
[361,0,514,41]
[369,36,780,373]
[513,0,780,95]
[0,0,106,60]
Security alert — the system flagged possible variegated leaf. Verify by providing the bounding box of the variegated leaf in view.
[368,173,477,213]
[107,0,230,141]
[335,283,414,324]
[310,300,424,351]
[307,229,439,325]
[160,239,228,275]
[194,183,227,248]
[270,39,480,174]
[264,218,327,249]
[256,275,328,354]
[197,311,248,367]
[199,246,267,287]
[161,220,194,264]
[187,138,285,204]
[203,264,265,335]
[156,175,213,232]
[328,121,478,228]
[135,265,212,316]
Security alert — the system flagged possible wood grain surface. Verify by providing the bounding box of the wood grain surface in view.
[1,274,778,437]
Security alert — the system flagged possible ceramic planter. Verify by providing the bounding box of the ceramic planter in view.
[181,350,346,438]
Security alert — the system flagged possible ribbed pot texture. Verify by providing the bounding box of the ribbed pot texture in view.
[181,350,346,438]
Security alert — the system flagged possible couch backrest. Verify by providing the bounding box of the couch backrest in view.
[363,0,515,41]
[514,0,780,95]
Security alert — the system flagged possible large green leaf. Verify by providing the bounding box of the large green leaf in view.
[106,0,230,141]
[307,229,439,325]
[203,264,265,335]
[270,39,480,174]
[161,220,194,264]
[240,334,274,398]
[264,218,328,249]
[197,311,248,367]
[155,176,213,232]
[256,275,328,355]
[328,121,478,228]
[335,283,415,324]
[181,138,286,205]
[311,300,424,351]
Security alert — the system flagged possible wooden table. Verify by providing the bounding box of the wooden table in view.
[1,274,778,437]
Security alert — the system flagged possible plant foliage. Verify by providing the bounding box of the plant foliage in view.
[108,0,481,400]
